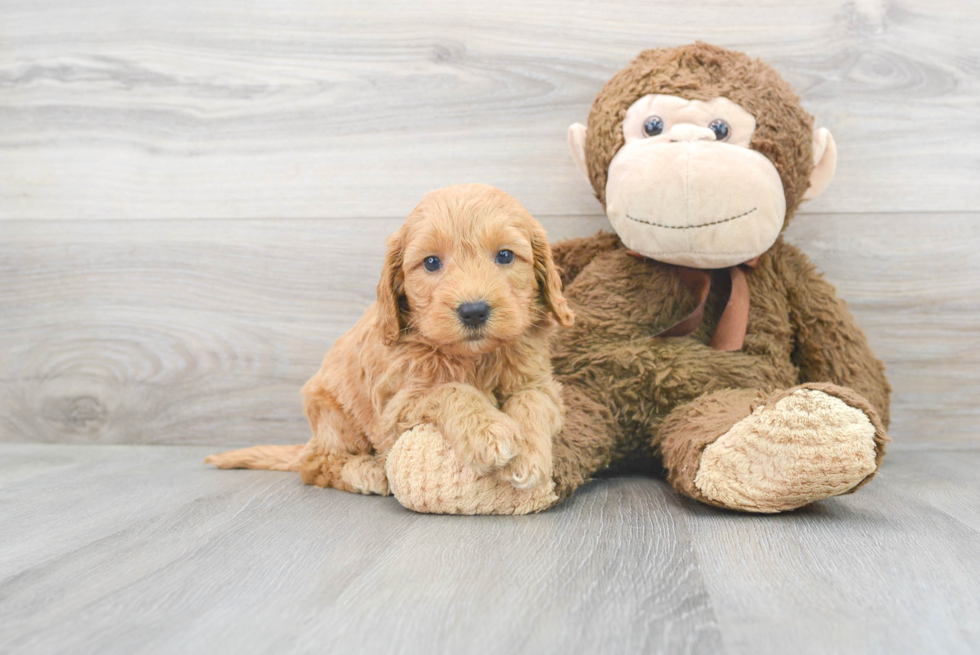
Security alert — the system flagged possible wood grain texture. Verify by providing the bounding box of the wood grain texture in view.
[0,215,608,445]
[683,446,980,655]
[0,443,978,654]
[783,212,980,443]
[1,0,978,220]
[0,443,723,655]
[3,213,977,446]
[877,448,980,533]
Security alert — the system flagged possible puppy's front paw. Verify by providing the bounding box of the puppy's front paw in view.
[498,450,551,490]
[386,424,560,515]
[452,414,520,475]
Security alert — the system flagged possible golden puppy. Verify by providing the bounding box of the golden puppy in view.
[206,184,573,495]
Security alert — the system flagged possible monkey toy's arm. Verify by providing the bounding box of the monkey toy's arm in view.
[777,242,892,425]
[550,232,623,288]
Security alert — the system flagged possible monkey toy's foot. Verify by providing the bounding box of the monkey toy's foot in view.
[385,424,559,515]
[686,383,889,513]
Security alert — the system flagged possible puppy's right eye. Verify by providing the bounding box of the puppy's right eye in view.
[423,256,442,272]
[495,250,514,265]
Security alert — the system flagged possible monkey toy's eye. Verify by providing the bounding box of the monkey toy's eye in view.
[495,249,514,265]
[423,256,442,272]
[709,119,731,141]
[642,116,664,137]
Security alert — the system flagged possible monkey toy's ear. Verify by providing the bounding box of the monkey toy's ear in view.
[377,229,406,346]
[567,123,590,181]
[803,128,838,201]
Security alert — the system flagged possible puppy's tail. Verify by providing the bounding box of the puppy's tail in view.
[204,445,304,472]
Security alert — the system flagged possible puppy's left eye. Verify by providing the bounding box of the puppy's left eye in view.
[495,250,514,265]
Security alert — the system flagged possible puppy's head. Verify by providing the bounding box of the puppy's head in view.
[378,184,573,353]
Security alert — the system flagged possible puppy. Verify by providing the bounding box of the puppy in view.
[205,184,574,495]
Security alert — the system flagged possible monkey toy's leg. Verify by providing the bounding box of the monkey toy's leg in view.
[655,383,889,513]
[385,382,622,514]
[549,384,624,500]
[298,389,389,496]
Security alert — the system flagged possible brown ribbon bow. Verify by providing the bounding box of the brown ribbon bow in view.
[627,251,762,351]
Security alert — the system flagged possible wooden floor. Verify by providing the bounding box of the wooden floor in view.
[1,442,978,655]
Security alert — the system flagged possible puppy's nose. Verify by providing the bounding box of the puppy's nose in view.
[457,301,491,328]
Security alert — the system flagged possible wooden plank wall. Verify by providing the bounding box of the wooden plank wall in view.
[2,0,978,445]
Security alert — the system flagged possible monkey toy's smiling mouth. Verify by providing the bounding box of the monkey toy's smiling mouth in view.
[605,138,787,269]
[626,207,758,231]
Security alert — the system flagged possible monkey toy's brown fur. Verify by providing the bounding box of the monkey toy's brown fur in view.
[389,43,891,514]
[544,234,889,511]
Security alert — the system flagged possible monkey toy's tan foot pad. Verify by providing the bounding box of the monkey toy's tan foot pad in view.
[385,424,558,515]
[694,384,887,514]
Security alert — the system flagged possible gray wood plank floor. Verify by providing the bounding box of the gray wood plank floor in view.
[1,443,978,655]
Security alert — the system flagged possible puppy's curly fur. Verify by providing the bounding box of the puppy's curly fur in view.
[206,184,573,495]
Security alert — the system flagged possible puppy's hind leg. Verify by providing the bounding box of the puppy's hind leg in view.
[298,389,388,495]
[340,455,389,496]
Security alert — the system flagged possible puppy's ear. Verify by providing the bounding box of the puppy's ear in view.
[530,224,574,327]
[377,228,406,345]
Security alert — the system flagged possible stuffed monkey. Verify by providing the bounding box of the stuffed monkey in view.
[388,42,891,514]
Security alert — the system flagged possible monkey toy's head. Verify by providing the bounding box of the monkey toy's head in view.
[569,42,837,269]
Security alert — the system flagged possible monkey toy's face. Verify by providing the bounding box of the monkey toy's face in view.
[570,93,837,269]
[605,94,784,268]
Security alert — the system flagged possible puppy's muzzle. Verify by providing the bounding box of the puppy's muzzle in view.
[457,301,491,329]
